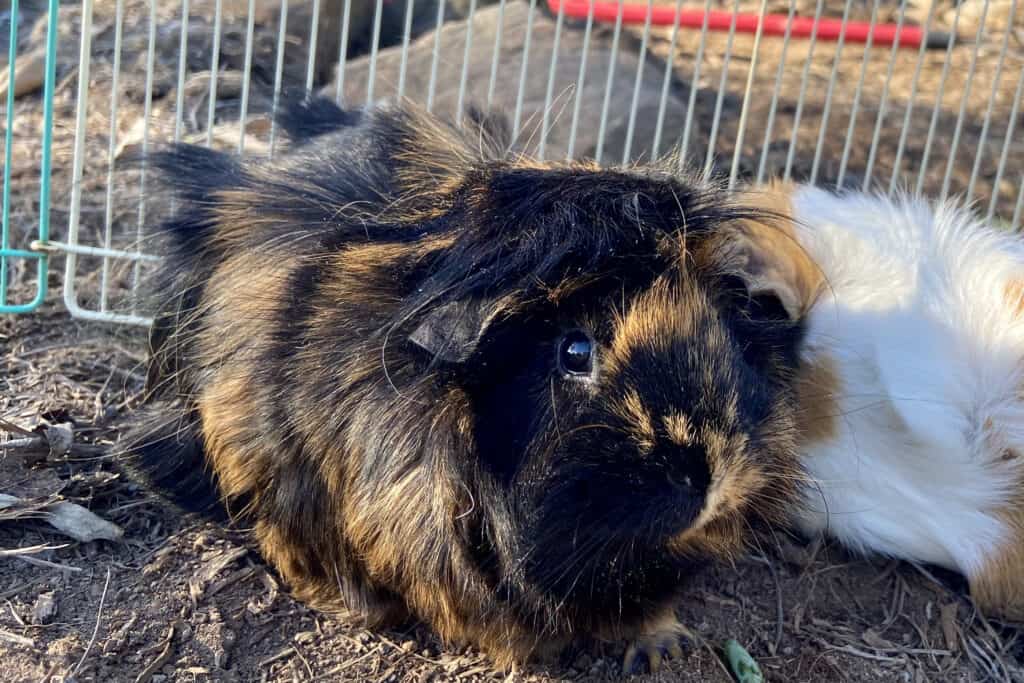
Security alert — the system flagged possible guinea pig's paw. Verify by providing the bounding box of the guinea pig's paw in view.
[622,617,691,675]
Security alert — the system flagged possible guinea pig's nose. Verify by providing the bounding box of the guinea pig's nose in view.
[656,442,712,495]
[666,471,697,492]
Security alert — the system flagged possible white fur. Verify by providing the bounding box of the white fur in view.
[789,186,1024,577]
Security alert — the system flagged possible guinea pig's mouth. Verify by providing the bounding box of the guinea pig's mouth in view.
[666,458,767,556]
[506,478,713,620]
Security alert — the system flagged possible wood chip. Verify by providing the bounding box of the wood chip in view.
[0,628,35,648]
[862,628,896,650]
[135,622,177,683]
[189,547,248,603]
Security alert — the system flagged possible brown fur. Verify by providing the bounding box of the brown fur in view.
[126,103,809,668]
[970,281,1024,620]
[728,181,824,319]
[793,356,842,446]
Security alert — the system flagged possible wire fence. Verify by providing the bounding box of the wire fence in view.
[0,0,1021,324]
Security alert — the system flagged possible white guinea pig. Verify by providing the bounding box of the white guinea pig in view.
[728,181,1024,620]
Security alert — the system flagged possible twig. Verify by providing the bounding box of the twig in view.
[0,543,69,558]
[135,622,177,683]
[259,646,296,668]
[751,553,785,655]
[293,643,315,679]
[820,641,905,663]
[312,645,381,680]
[0,628,34,647]
[17,555,83,573]
[69,567,112,680]
[0,417,35,437]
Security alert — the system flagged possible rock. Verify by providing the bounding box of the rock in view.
[44,423,73,457]
[0,47,46,99]
[326,1,707,164]
[31,592,57,625]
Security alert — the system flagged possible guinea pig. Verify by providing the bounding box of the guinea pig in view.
[724,181,1024,621]
[121,96,805,671]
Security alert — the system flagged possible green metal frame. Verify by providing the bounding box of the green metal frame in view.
[0,0,58,313]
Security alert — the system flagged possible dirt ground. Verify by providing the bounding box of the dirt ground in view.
[3,0,1024,681]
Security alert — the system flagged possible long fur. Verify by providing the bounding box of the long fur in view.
[739,183,1024,620]
[120,97,806,665]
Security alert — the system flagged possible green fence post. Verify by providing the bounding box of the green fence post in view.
[0,0,58,314]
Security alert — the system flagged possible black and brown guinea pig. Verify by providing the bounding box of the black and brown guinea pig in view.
[122,96,805,672]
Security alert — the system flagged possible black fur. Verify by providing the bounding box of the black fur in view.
[121,97,805,664]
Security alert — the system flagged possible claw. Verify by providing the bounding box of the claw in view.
[622,617,691,675]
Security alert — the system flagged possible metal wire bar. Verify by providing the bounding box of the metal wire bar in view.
[513,0,540,139]
[939,0,991,202]
[456,0,480,127]
[173,0,190,143]
[1013,174,1024,231]
[677,0,714,170]
[337,0,352,103]
[131,0,158,314]
[835,0,880,189]
[396,0,416,101]
[862,0,908,192]
[809,0,854,185]
[782,0,825,181]
[100,0,126,312]
[238,0,257,154]
[426,0,447,111]
[887,0,938,196]
[703,0,742,177]
[306,0,321,92]
[269,0,289,156]
[486,0,508,110]
[987,67,1024,223]
[0,0,18,307]
[30,0,58,309]
[755,0,796,184]
[206,0,224,146]
[538,0,566,159]
[64,0,97,318]
[40,241,160,262]
[594,0,625,163]
[367,0,385,105]
[565,0,596,160]
[915,1,963,197]
[622,0,654,165]
[967,0,1014,204]
[729,0,770,189]
[651,0,684,160]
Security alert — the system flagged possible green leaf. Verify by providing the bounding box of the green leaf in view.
[724,639,764,683]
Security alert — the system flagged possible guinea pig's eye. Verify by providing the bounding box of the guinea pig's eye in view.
[557,330,595,377]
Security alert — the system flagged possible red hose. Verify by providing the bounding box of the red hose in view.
[546,0,952,49]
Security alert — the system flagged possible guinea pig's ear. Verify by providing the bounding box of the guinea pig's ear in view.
[722,182,822,320]
[408,299,499,365]
[727,222,821,321]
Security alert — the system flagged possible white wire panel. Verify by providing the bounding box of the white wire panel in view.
[58,0,1024,325]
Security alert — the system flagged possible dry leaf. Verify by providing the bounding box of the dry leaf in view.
[0,493,123,543]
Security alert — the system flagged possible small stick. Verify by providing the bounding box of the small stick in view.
[17,556,83,573]
[135,622,176,683]
[69,567,112,679]
[0,628,34,647]
[0,544,68,557]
